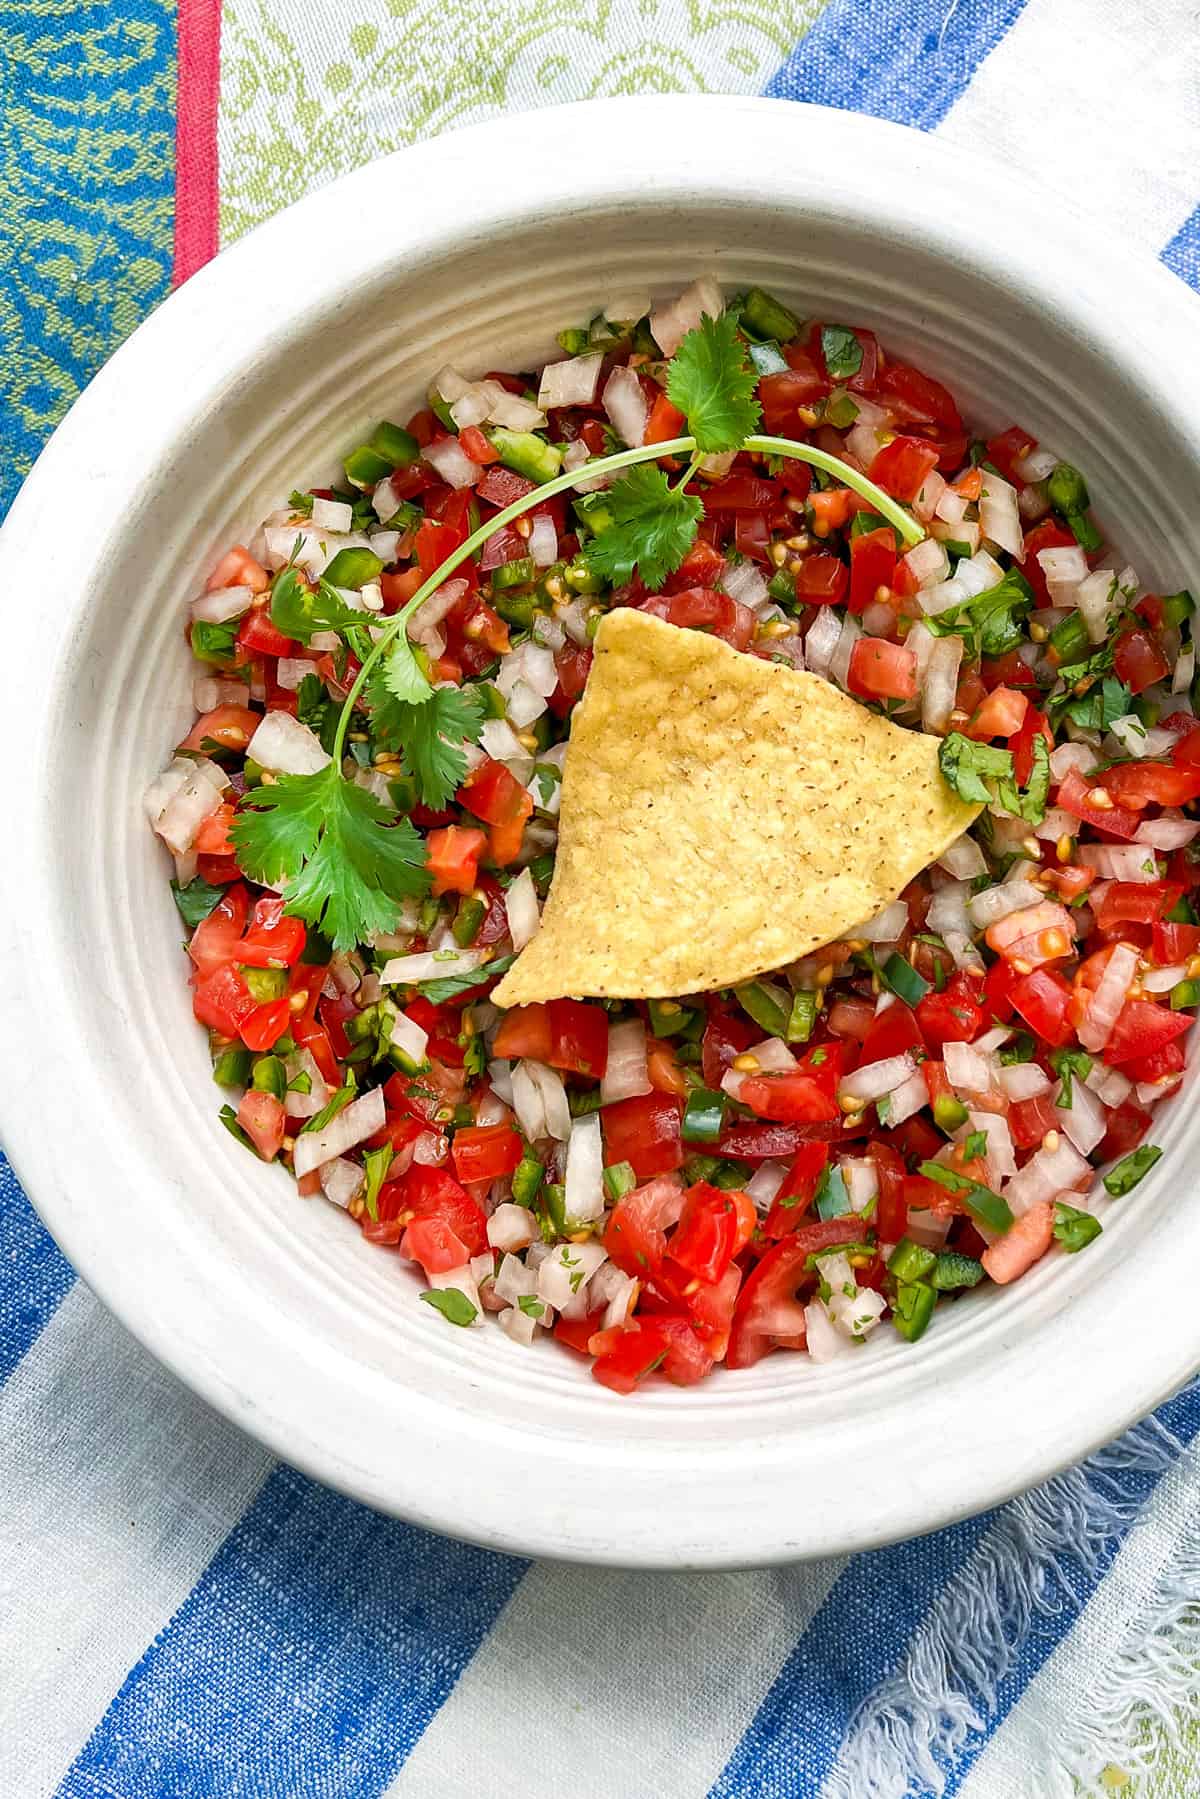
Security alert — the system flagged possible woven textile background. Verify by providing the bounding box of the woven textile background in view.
[3,2,1200,1794]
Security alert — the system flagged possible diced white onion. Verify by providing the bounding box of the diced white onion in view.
[319,1157,364,1210]
[498,1305,538,1347]
[649,276,724,357]
[275,657,319,692]
[380,947,485,987]
[600,1019,652,1106]
[1076,570,1117,644]
[722,560,769,610]
[1136,814,1200,849]
[601,1272,638,1332]
[494,1253,538,1306]
[850,900,910,944]
[805,607,843,679]
[979,472,1024,559]
[537,354,602,410]
[433,365,471,403]
[887,1070,930,1126]
[805,1299,853,1363]
[563,1114,605,1224]
[311,496,353,532]
[839,1053,915,1103]
[527,1060,571,1141]
[190,584,253,624]
[1078,844,1160,884]
[830,615,861,690]
[934,486,969,525]
[147,759,227,855]
[749,1036,798,1073]
[528,514,558,568]
[967,1110,1017,1183]
[1034,805,1078,844]
[1086,1061,1133,1107]
[1077,941,1139,1052]
[944,1040,993,1094]
[1173,645,1196,695]
[746,1161,787,1214]
[497,640,558,702]
[1038,544,1089,607]
[423,436,482,490]
[602,366,647,448]
[478,718,534,785]
[246,710,331,777]
[922,632,964,734]
[1141,964,1187,994]
[998,1063,1051,1101]
[905,538,951,590]
[937,835,988,880]
[842,1158,880,1214]
[504,867,540,952]
[484,387,546,432]
[967,880,1044,929]
[293,1088,386,1177]
[1015,447,1060,483]
[1055,1077,1107,1156]
[537,1238,607,1310]
[193,677,250,712]
[912,470,946,525]
[504,680,549,730]
[387,1007,429,1070]
[448,386,492,430]
[1003,1135,1090,1217]
[427,1263,483,1326]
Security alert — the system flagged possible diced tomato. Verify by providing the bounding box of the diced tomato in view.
[1099,762,1200,811]
[415,517,464,578]
[1102,998,1192,1065]
[848,526,897,614]
[981,649,1039,694]
[180,704,261,755]
[1097,1097,1154,1161]
[459,757,526,826]
[825,995,876,1042]
[590,1319,671,1394]
[426,825,486,896]
[380,568,425,611]
[868,1141,908,1243]
[809,487,858,537]
[602,1094,684,1182]
[477,465,536,509]
[192,806,237,858]
[207,544,270,595]
[237,892,307,967]
[716,1120,838,1160]
[877,363,962,433]
[458,425,499,465]
[1041,864,1096,904]
[1094,882,1183,933]
[1055,767,1141,841]
[984,426,1036,486]
[1019,519,1078,606]
[192,961,257,1036]
[759,365,825,435]
[669,536,726,589]
[450,1123,523,1185]
[643,391,687,446]
[867,436,940,503]
[764,1142,829,1237]
[965,686,1029,742]
[236,1089,285,1160]
[553,642,593,704]
[237,610,300,660]
[668,1182,756,1284]
[555,1309,607,1356]
[726,1218,865,1368]
[915,971,986,1052]
[1008,1092,1060,1151]
[847,636,917,702]
[737,1071,840,1125]
[652,1315,716,1386]
[547,998,609,1079]
[885,1114,944,1167]
[403,1216,471,1274]
[1121,1039,1185,1085]
[1008,967,1074,1047]
[638,586,754,651]
[860,1001,925,1066]
[700,1001,759,1088]
[602,1174,685,1277]
[646,1039,689,1098]
[1113,627,1170,695]
[702,474,778,513]
[492,1003,554,1063]
[1152,920,1200,963]
[188,883,250,977]
[982,1199,1054,1285]
[795,553,849,606]
[385,1162,488,1257]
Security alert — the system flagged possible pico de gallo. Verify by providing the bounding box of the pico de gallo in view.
[146,279,1192,1393]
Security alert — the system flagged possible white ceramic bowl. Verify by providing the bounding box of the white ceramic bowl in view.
[3,96,1200,1568]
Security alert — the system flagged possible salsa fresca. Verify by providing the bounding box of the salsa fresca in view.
[146,280,1192,1393]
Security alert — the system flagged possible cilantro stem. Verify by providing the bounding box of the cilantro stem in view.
[331,431,925,759]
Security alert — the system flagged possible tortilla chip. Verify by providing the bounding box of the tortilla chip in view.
[492,610,980,1005]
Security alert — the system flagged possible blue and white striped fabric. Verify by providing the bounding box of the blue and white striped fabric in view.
[4,3,1200,1794]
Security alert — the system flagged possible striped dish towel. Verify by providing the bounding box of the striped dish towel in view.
[3,1,1200,1792]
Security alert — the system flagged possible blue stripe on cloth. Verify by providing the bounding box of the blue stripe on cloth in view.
[1162,203,1200,293]
[763,0,1029,131]
[713,1384,1200,1799]
[0,1152,75,1383]
[709,1511,994,1797]
[938,1378,1200,1796]
[54,1465,527,1799]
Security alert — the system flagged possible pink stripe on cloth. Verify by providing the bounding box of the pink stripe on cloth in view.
[174,0,221,283]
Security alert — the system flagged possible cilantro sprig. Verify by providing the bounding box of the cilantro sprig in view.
[939,731,1051,825]
[237,306,929,951]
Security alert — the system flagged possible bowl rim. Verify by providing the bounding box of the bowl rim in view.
[4,94,1200,1568]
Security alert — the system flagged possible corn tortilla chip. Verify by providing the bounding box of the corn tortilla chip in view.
[492,610,980,1005]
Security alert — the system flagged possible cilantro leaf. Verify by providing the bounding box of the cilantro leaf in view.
[230,765,429,951]
[171,876,229,929]
[584,463,703,590]
[939,730,1050,825]
[1050,1046,1093,1109]
[270,566,368,645]
[821,324,864,382]
[419,952,516,1004]
[1053,1201,1102,1253]
[420,1288,478,1326]
[380,633,434,705]
[924,569,1033,660]
[369,671,485,808]
[1060,676,1132,732]
[667,311,762,454]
